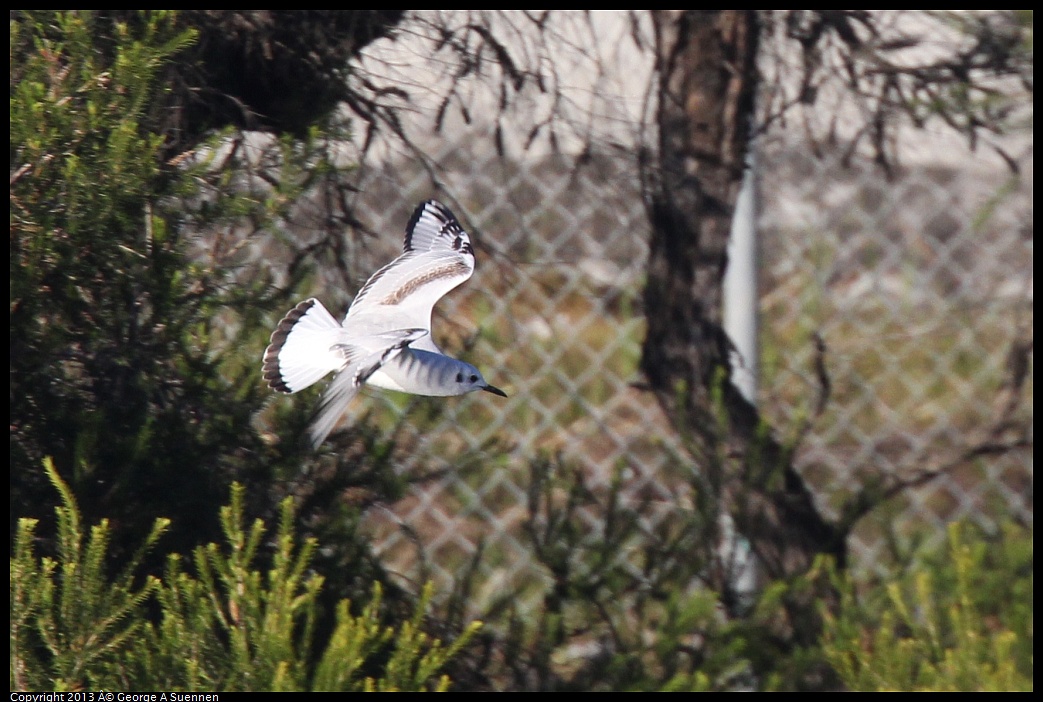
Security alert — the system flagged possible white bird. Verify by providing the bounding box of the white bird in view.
[263,199,507,448]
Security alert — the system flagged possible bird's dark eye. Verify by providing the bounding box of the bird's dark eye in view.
[469,374,478,383]
[456,372,463,383]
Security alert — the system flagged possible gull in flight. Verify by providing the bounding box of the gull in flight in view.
[263,199,507,448]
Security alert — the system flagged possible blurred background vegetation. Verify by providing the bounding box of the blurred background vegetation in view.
[10,10,1032,691]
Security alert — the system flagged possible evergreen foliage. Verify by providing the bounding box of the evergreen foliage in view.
[10,11,433,683]
[11,460,167,691]
[11,8,246,565]
[822,521,1033,691]
[11,461,481,691]
[471,456,1032,691]
[9,9,401,593]
[484,455,835,691]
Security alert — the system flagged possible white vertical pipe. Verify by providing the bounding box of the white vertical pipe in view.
[724,149,759,405]
[722,146,759,610]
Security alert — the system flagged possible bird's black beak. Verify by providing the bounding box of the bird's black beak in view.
[482,384,508,397]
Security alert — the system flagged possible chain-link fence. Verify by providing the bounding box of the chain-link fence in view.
[756,137,1033,568]
[276,117,1030,609]
[246,11,1033,611]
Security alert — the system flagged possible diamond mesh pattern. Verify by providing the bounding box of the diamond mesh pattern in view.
[281,121,1031,603]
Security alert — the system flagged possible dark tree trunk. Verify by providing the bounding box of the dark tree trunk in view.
[642,10,844,638]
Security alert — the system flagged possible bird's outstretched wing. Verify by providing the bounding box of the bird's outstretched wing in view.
[344,200,476,341]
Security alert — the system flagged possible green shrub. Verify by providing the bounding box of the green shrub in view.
[483,455,832,691]
[10,10,407,610]
[11,459,481,691]
[822,521,1032,691]
[11,8,242,567]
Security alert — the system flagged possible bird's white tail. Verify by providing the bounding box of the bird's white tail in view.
[262,298,345,393]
